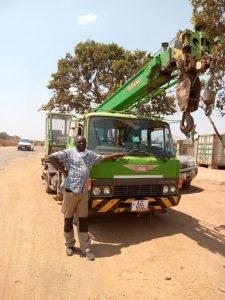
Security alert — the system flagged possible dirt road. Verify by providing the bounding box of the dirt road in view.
[0,150,224,300]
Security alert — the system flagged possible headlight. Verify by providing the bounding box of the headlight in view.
[92,187,101,196]
[163,185,169,193]
[187,158,195,167]
[103,187,111,195]
[170,186,176,193]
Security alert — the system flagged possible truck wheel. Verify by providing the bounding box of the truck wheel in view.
[45,171,52,193]
[182,180,191,188]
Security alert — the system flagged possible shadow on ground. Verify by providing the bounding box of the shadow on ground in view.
[180,184,204,195]
[88,209,225,259]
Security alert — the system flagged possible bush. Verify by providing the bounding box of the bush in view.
[0,139,18,146]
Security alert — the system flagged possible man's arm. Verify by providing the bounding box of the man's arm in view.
[102,152,126,161]
[48,155,68,177]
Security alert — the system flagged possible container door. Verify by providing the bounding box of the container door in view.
[213,134,225,166]
[204,135,213,165]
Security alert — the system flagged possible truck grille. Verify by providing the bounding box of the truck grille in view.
[114,185,163,196]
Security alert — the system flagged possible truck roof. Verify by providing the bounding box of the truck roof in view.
[83,111,166,122]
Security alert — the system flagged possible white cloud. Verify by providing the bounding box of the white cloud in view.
[78,13,97,26]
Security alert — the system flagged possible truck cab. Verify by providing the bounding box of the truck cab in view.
[67,112,181,213]
[41,112,72,193]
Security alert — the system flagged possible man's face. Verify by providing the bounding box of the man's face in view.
[75,137,86,152]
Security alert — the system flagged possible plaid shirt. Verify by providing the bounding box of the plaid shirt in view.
[51,149,103,194]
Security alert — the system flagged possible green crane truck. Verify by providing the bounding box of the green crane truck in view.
[42,28,213,213]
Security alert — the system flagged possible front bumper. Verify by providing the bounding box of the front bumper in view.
[180,166,198,182]
[18,145,32,151]
[90,195,181,213]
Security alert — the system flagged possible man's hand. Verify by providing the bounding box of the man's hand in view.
[116,153,126,158]
[62,170,68,177]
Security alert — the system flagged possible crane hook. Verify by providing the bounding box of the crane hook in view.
[180,111,194,134]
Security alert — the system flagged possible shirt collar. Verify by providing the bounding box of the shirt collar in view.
[76,149,88,157]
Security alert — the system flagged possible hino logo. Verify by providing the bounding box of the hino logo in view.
[123,165,158,172]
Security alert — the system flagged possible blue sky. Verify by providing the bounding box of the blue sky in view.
[0,0,224,140]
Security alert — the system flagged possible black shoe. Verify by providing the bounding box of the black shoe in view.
[66,246,81,256]
[81,250,95,261]
[86,250,95,261]
[66,247,74,256]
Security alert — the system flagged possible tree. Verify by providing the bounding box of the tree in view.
[41,40,176,115]
[0,132,19,140]
[190,0,225,116]
[0,132,8,139]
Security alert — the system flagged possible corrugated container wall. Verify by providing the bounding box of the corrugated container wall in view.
[197,134,225,167]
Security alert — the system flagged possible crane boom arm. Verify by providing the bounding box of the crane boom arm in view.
[95,29,213,134]
[95,50,176,112]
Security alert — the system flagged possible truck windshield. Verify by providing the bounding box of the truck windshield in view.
[88,116,175,156]
[20,139,32,143]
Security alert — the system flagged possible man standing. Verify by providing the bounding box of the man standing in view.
[48,135,125,260]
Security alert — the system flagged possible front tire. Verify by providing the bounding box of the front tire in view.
[182,180,191,188]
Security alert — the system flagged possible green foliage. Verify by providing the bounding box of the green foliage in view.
[41,40,175,115]
[190,0,225,116]
[0,132,19,140]
[137,93,176,116]
[0,132,8,139]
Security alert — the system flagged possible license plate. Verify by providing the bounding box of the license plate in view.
[131,200,148,211]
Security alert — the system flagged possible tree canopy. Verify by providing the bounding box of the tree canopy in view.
[0,132,19,140]
[190,0,225,116]
[41,1,225,118]
[41,40,176,116]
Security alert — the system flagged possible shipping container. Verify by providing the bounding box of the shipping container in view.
[196,134,225,168]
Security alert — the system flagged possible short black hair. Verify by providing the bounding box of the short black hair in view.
[75,135,86,144]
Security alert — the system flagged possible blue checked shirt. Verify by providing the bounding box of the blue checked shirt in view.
[51,149,103,194]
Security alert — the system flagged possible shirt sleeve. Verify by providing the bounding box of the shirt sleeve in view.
[49,149,69,164]
[89,151,103,165]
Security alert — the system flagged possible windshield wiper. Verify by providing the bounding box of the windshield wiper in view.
[127,149,149,155]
